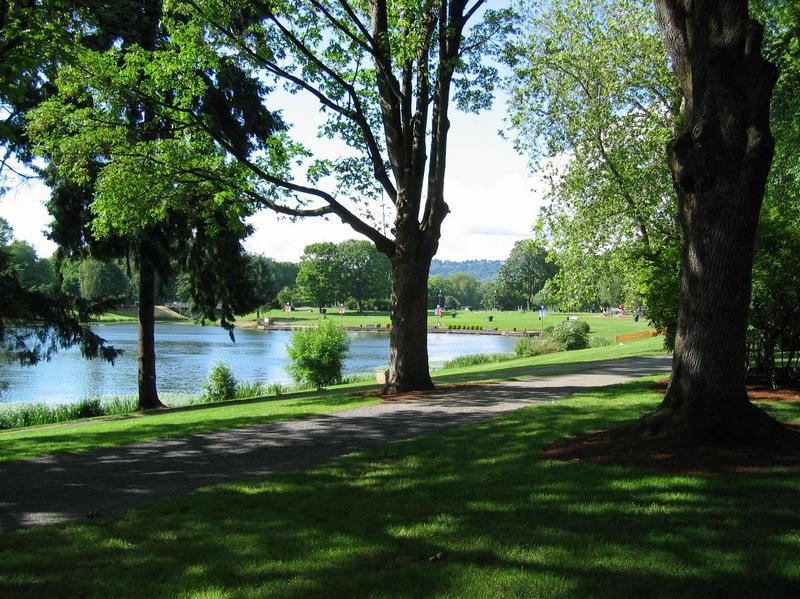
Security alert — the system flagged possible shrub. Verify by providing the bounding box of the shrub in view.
[588,336,613,348]
[202,362,238,403]
[515,336,560,357]
[287,320,351,389]
[551,320,590,350]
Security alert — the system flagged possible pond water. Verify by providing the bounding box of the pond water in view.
[0,323,517,404]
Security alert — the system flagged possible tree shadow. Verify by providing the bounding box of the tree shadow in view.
[1,385,798,597]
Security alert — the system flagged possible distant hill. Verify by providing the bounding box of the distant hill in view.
[429,259,502,283]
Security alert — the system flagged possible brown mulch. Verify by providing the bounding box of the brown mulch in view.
[652,377,800,402]
[544,421,800,475]
[545,377,800,475]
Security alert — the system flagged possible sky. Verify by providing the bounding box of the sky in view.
[0,24,548,263]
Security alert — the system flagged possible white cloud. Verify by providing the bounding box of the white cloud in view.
[2,94,549,263]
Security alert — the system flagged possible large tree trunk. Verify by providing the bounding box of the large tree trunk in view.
[648,0,778,440]
[385,232,436,393]
[137,247,162,410]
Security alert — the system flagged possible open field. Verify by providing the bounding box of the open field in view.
[1,378,798,598]
[239,309,654,339]
[0,337,665,461]
[93,306,188,323]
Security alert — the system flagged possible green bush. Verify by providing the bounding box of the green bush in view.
[202,362,238,403]
[515,336,560,357]
[287,320,351,389]
[551,320,590,350]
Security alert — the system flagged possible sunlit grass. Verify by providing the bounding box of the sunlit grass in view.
[1,379,797,598]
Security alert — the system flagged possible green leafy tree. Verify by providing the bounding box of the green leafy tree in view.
[496,239,556,311]
[286,319,350,389]
[295,242,343,309]
[507,0,680,330]
[58,0,510,393]
[268,260,300,307]
[445,273,481,308]
[6,240,55,291]
[339,239,391,312]
[247,254,276,317]
[78,258,129,301]
[27,0,275,409]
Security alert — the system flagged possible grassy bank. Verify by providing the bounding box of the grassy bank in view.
[1,378,798,598]
[0,338,666,461]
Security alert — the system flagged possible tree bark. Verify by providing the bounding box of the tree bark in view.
[385,230,436,393]
[648,0,779,440]
[137,246,163,410]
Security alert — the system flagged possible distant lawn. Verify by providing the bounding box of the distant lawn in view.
[2,379,798,598]
[240,309,654,340]
[94,306,188,322]
[0,338,666,462]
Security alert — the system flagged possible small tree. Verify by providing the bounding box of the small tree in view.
[286,320,350,389]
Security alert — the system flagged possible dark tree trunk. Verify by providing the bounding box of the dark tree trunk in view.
[137,247,162,410]
[385,228,436,393]
[648,0,779,440]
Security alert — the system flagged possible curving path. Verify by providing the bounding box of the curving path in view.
[0,355,671,533]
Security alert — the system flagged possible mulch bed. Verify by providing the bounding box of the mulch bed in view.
[544,377,800,475]
[651,377,800,402]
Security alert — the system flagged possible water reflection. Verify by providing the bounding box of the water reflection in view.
[0,324,517,404]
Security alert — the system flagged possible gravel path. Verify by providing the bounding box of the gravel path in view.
[0,355,670,533]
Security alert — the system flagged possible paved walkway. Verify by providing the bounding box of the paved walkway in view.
[0,355,671,533]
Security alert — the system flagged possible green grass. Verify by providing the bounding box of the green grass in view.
[0,337,666,460]
[243,309,654,339]
[94,306,188,322]
[0,394,379,462]
[1,378,798,598]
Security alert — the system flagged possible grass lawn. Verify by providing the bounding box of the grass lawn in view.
[94,306,188,323]
[1,378,798,598]
[241,309,654,340]
[0,338,666,462]
[0,394,379,463]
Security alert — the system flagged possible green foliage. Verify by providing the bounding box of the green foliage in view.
[295,240,391,310]
[78,258,129,301]
[551,320,590,351]
[495,239,556,310]
[515,336,560,357]
[507,0,679,313]
[247,254,276,311]
[6,240,56,291]
[286,320,350,389]
[202,363,238,403]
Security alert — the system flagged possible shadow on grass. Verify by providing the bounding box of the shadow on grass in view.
[1,381,798,597]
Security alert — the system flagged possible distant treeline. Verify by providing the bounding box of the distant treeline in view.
[429,259,502,283]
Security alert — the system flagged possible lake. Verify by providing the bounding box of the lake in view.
[0,323,517,404]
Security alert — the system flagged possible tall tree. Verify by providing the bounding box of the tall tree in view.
[72,1,509,393]
[647,0,780,440]
[295,242,343,309]
[28,0,275,409]
[507,0,680,333]
[338,239,391,311]
[496,239,555,311]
